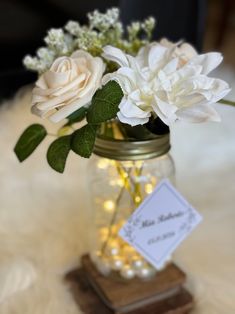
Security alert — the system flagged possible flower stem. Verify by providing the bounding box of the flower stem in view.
[101,161,144,255]
[101,183,126,255]
[218,99,235,107]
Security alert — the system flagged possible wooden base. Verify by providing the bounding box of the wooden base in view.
[65,255,194,314]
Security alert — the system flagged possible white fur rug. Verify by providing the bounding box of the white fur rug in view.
[0,66,235,314]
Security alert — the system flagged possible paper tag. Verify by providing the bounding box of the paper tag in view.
[119,179,202,269]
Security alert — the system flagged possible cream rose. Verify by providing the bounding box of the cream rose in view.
[31,50,105,122]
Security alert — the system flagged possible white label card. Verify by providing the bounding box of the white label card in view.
[119,179,202,270]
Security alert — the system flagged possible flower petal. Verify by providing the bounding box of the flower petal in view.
[52,73,87,96]
[43,70,71,89]
[152,96,177,125]
[35,75,48,89]
[207,78,231,103]
[162,58,179,75]
[119,98,151,119]
[36,90,77,111]
[102,72,134,95]
[102,45,129,67]
[78,57,104,98]
[179,43,197,60]
[189,52,223,75]
[49,93,92,122]
[148,45,168,70]
[176,103,221,123]
[71,50,93,60]
[117,111,149,126]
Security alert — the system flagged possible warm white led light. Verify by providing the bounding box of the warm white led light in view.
[145,183,153,194]
[97,158,109,169]
[135,196,141,203]
[103,200,115,212]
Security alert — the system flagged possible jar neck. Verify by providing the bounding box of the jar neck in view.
[94,120,170,161]
[97,120,169,141]
[94,134,170,161]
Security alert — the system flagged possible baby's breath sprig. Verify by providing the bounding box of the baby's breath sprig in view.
[87,8,120,32]
[65,21,81,36]
[23,29,74,73]
[23,7,156,73]
[23,56,45,73]
[143,17,156,40]
[44,29,74,55]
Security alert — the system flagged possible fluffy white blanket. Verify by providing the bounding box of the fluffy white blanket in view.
[0,67,235,314]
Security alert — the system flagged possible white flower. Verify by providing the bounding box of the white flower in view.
[88,8,120,31]
[127,22,141,41]
[44,28,73,55]
[37,47,55,61]
[31,50,105,122]
[75,29,99,51]
[65,21,81,36]
[23,55,43,72]
[160,38,197,66]
[102,44,230,126]
[44,29,64,47]
[142,17,156,39]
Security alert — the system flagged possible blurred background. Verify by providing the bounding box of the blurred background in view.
[0,0,234,98]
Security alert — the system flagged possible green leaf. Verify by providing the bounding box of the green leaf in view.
[65,107,87,126]
[47,135,71,173]
[87,81,123,124]
[71,124,98,158]
[14,124,47,162]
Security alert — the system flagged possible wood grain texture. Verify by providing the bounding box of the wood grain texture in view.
[66,267,194,314]
[81,254,187,311]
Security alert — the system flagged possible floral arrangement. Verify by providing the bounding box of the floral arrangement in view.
[15,8,233,173]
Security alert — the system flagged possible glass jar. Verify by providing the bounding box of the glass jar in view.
[88,132,175,280]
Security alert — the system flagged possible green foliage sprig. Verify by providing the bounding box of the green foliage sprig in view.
[14,81,123,173]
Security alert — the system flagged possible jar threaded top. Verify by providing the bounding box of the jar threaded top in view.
[93,134,170,160]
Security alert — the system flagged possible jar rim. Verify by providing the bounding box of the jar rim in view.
[93,134,170,160]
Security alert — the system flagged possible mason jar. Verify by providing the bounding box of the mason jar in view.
[88,132,175,280]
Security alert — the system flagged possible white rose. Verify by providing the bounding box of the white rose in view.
[102,44,230,126]
[31,50,105,122]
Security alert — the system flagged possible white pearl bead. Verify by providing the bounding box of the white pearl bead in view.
[131,256,144,270]
[95,258,111,276]
[137,266,156,279]
[120,265,135,279]
[109,247,119,256]
[106,240,120,256]
[111,256,124,270]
